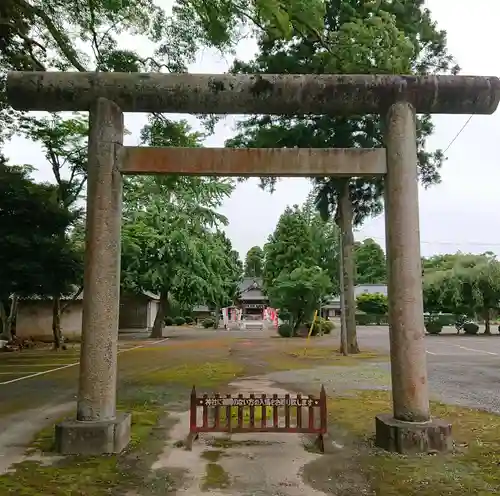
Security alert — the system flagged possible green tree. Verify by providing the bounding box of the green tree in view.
[356,293,388,315]
[302,192,340,295]
[268,266,331,334]
[423,254,500,335]
[227,1,457,354]
[121,117,235,338]
[244,246,264,278]
[0,0,327,145]
[204,230,243,328]
[355,238,386,284]
[0,158,81,342]
[20,114,89,347]
[263,205,316,291]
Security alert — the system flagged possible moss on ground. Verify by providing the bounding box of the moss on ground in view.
[265,348,383,371]
[208,438,275,449]
[137,360,245,388]
[201,449,223,462]
[201,462,230,491]
[0,352,243,495]
[0,402,161,495]
[328,390,500,495]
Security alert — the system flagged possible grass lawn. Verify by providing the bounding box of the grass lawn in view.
[329,390,500,495]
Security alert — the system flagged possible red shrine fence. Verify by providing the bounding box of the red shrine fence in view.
[187,385,328,452]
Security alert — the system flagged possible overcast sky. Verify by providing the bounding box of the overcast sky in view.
[3,0,500,260]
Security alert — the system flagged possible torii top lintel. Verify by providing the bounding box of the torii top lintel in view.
[6,71,500,115]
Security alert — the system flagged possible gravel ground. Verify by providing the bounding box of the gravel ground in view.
[263,358,500,414]
[264,362,391,393]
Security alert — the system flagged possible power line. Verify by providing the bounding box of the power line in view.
[442,115,474,154]
[358,235,500,247]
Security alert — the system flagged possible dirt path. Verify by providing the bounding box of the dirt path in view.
[0,402,74,474]
[152,377,328,496]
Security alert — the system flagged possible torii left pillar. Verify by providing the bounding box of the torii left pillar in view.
[55,98,131,455]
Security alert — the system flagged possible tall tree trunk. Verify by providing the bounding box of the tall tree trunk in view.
[0,300,11,341]
[338,227,348,356]
[484,308,491,335]
[214,305,220,329]
[5,294,19,340]
[151,292,169,338]
[52,295,62,350]
[338,180,359,354]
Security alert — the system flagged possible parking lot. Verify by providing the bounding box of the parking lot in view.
[358,326,500,413]
[0,338,168,385]
[358,325,500,356]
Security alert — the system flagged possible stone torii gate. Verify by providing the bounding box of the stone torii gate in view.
[7,72,500,455]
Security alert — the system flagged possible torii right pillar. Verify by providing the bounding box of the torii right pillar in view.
[375,100,452,454]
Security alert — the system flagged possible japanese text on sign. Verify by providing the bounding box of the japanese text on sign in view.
[200,397,319,407]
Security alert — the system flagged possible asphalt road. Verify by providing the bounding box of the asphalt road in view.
[357,326,500,413]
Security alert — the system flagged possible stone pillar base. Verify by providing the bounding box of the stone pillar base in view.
[55,412,131,455]
[375,413,452,454]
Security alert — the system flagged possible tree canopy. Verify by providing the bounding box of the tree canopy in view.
[0,157,82,340]
[226,0,457,353]
[244,246,264,278]
[263,205,317,291]
[264,201,338,333]
[355,238,386,284]
[121,117,239,336]
[422,252,500,334]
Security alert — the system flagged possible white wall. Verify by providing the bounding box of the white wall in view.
[354,284,388,298]
[147,300,160,330]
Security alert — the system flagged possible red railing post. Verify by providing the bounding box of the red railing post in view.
[308,394,315,431]
[296,393,303,429]
[261,393,267,428]
[225,393,232,431]
[284,393,291,429]
[186,385,199,450]
[319,385,327,434]
[237,393,244,429]
[189,385,197,433]
[202,394,209,429]
[249,393,255,429]
[214,393,221,429]
[272,393,279,428]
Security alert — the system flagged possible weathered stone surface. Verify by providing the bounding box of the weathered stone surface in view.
[375,413,452,454]
[55,412,131,455]
[384,102,430,422]
[6,72,500,115]
[77,98,123,423]
[120,147,387,177]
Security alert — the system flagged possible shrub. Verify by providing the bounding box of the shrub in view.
[278,323,293,338]
[202,318,215,329]
[302,318,335,336]
[164,316,174,326]
[463,322,480,335]
[184,316,193,325]
[424,313,456,327]
[425,322,443,334]
[278,310,291,323]
[174,316,186,326]
[355,313,388,325]
[321,319,335,334]
[356,292,388,315]
[355,313,374,325]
